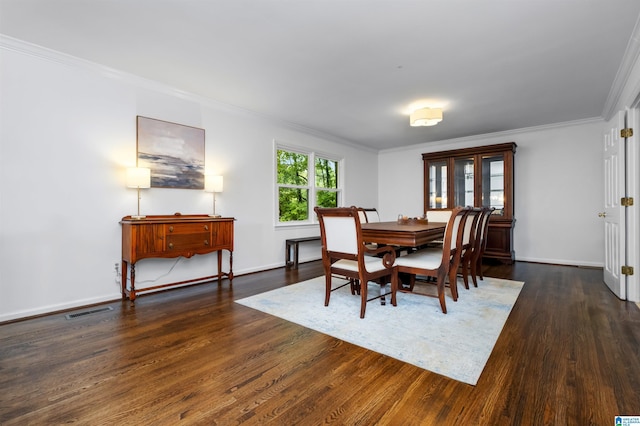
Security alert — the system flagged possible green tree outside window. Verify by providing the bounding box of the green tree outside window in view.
[315,157,338,208]
[277,148,341,223]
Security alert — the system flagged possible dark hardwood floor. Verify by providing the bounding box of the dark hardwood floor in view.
[1,261,639,425]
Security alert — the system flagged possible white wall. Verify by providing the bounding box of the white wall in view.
[3,34,632,321]
[0,40,379,321]
[605,28,640,302]
[378,120,605,267]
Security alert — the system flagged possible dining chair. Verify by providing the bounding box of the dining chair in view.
[315,206,398,318]
[356,207,369,224]
[426,209,453,223]
[355,205,410,254]
[354,206,381,248]
[424,209,453,247]
[394,206,471,314]
[353,206,385,301]
[458,207,483,290]
[468,207,495,286]
[359,207,380,223]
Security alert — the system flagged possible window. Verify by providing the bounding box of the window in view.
[276,145,342,224]
[428,160,447,209]
[453,157,474,207]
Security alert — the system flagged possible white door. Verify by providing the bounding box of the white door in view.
[603,110,626,299]
[624,107,639,302]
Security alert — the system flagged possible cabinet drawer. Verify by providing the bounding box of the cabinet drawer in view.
[166,232,211,251]
[165,223,212,234]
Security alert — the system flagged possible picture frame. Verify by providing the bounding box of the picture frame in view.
[136,116,205,189]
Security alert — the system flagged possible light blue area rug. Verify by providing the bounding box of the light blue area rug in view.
[236,275,524,385]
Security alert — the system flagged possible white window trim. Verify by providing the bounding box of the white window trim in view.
[274,141,344,227]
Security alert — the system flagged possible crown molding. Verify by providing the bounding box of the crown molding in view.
[602,14,640,119]
[380,116,603,154]
[0,34,374,153]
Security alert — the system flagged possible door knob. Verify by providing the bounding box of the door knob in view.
[598,212,607,218]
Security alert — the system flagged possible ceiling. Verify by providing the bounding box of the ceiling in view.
[2,0,640,151]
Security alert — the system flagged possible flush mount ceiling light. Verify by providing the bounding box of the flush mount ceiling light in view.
[410,107,443,127]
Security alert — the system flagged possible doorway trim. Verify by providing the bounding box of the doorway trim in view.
[625,103,640,302]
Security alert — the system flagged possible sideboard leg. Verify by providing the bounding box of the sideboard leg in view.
[217,250,223,285]
[217,249,234,286]
[121,260,128,299]
[129,263,137,302]
[228,250,234,285]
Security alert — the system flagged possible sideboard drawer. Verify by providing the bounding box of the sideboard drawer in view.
[165,223,212,234]
[166,232,211,251]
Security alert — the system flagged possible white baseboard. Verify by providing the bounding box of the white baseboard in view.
[515,256,603,268]
[0,292,121,323]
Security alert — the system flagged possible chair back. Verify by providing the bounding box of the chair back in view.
[364,208,380,223]
[316,207,363,258]
[441,206,471,259]
[426,209,453,223]
[462,208,483,250]
[353,207,380,223]
[356,209,367,225]
[476,207,495,251]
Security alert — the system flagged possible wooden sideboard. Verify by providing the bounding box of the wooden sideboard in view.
[120,214,234,301]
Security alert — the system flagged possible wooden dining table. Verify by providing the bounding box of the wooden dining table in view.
[361,221,447,248]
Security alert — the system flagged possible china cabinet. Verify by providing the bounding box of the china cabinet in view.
[422,142,516,263]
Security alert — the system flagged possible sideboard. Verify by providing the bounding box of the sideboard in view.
[120,214,235,301]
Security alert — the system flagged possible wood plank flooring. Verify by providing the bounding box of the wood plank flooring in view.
[1,261,639,425]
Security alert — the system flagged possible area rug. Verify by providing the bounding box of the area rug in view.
[236,276,524,385]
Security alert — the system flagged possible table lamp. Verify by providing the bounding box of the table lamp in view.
[205,175,223,217]
[126,167,151,219]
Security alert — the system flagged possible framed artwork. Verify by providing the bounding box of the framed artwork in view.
[136,116,205,189]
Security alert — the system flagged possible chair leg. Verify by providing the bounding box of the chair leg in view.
[325,274,332,306]
[448,268,459,301]
[390,274,397,307]
[350,278,361,295]
[436,270,447,314]
[461,257,470,290]
[470,258,479,287]
[407,273,416,291]
[476,257,484,281]
[360,280,367,318]
[449,255,464,301]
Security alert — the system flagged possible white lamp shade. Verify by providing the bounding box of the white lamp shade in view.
[410,108,443,126]
[205,175,223,193]
[126,167,151,188]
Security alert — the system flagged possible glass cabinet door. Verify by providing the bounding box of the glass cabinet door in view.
[427,160,447,209]
[453,157,474,207]
[481,154,505,215]
[422,142,516,263]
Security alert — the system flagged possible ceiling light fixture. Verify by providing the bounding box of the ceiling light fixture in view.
[410,107,443,127]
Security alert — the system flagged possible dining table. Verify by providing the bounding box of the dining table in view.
[360,221,447,248]
[360,220,448,294]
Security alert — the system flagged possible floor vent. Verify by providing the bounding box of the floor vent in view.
[65,306,113,320]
